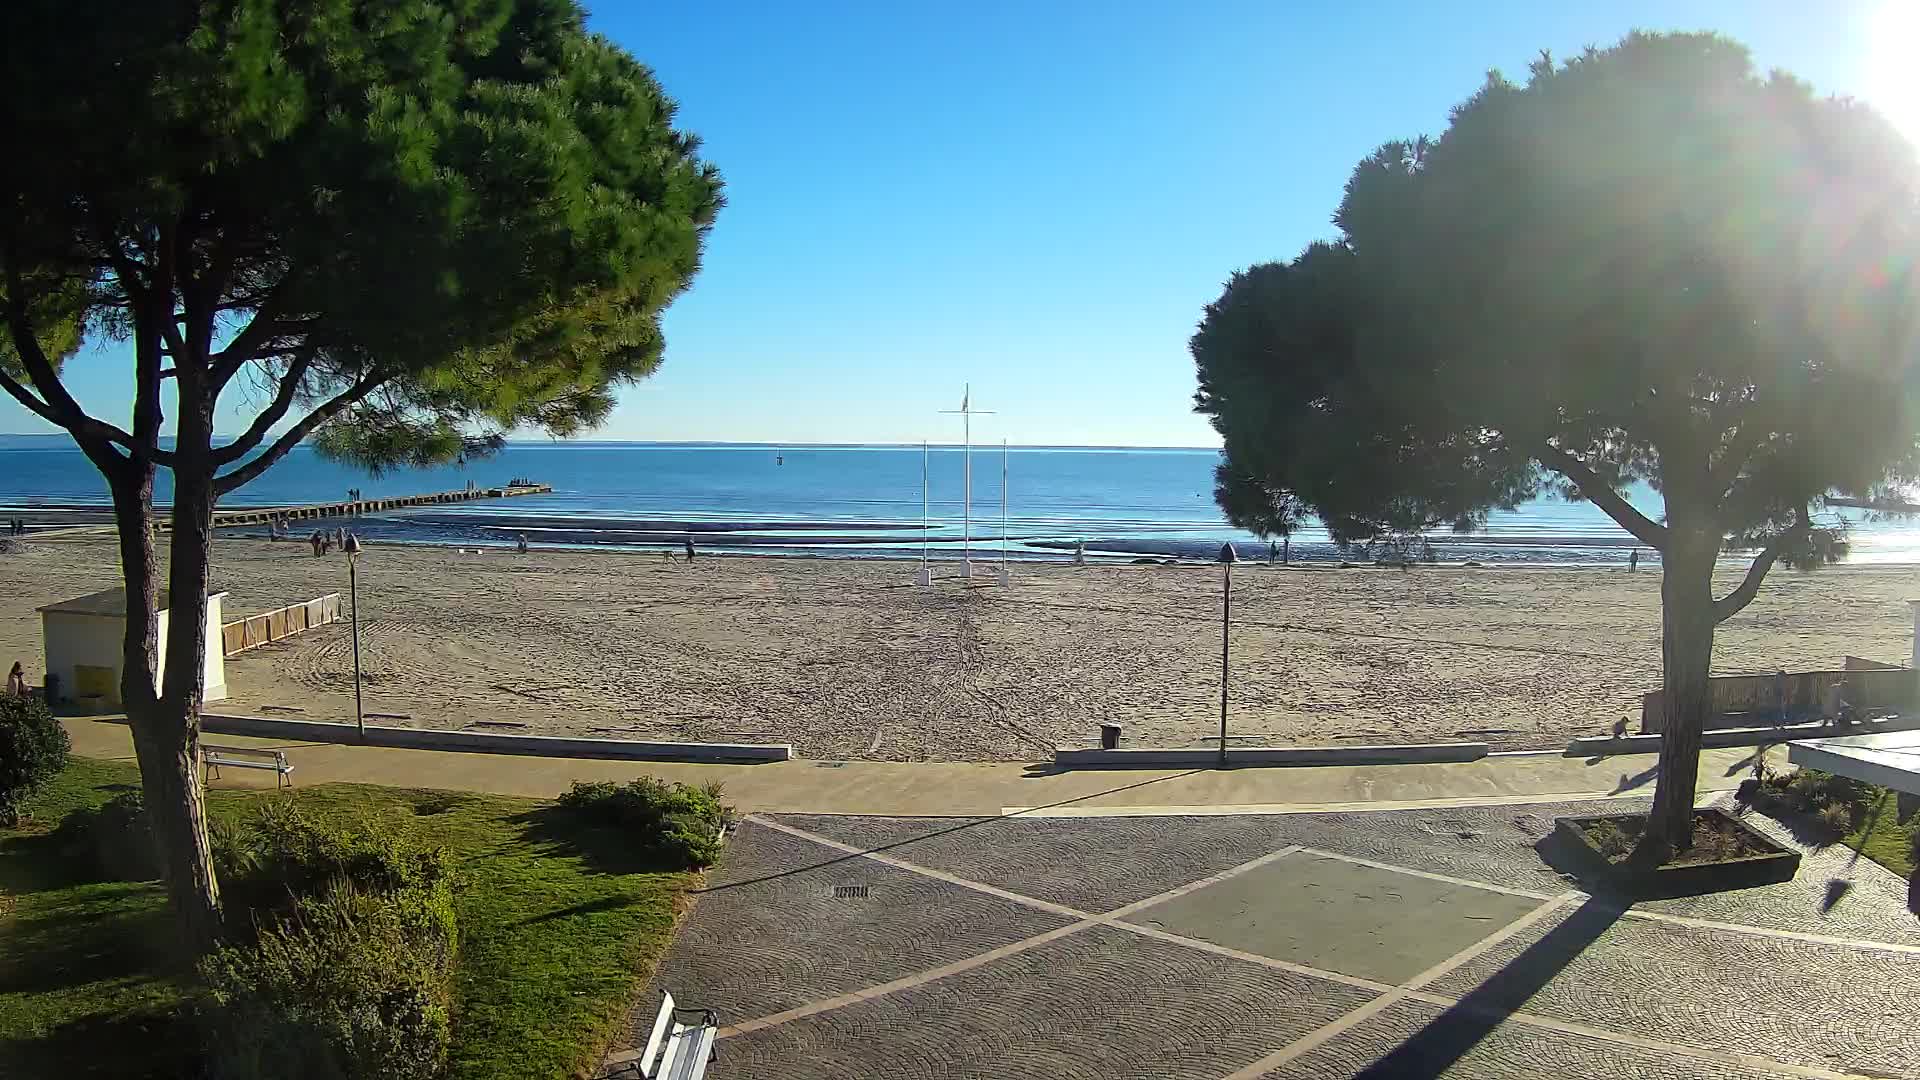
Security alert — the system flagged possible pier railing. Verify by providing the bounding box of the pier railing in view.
[175,483,552,530]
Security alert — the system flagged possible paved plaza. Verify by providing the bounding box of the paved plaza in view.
[621,796,1920,1080]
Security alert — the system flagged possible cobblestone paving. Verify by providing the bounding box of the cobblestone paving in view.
[719,923,1378,1080]
[1124,853,1543,984]
[1262,1000,1805,1080]
[788,797,1920,946]
[619,803,1920,1079]
[1427,901,1920,1076]
[1633,803,1920,945]
[636,822,1075,1034]
[779,811,1297,910]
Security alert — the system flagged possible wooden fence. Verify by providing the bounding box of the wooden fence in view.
[221,593,341,657]
[1640,665,1916,733]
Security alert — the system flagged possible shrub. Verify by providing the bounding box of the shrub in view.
[221,799,453,927]
[199,882,457,1080]
[56,790,162,880]
[1578,818,1638,863]
[1786,769,1873,816]
[1818,800,1855,839]
[557,778,731,869]
[201,805,458,1080]
[0,693,71,825]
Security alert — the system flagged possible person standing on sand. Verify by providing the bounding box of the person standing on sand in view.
[1629,548,1639,573]
[516,532,529,554]
[684,536,696,562]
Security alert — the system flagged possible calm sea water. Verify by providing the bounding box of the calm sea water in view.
[2,437,1916,566]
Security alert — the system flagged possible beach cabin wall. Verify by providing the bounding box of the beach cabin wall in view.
[39,590,227,708]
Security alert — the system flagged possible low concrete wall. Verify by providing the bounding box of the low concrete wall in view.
[194,713,790,763]
[1569,712,1920,757]
[1640,667,1916,733]
[1053,742,1488,769]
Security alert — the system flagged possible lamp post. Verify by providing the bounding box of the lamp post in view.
[1218,541,1237,769]
[343,532,365,740]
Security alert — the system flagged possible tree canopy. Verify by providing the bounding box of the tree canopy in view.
[0,0,723,944]
[1193,31,1920,851]
[1,0,722,480]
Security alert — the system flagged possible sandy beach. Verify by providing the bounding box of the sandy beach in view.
[2,534,1915,761]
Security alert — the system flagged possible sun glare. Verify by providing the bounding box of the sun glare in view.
[1869,1,1920,143]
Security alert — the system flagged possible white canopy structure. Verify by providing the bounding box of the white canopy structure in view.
[1789,730,1920,795]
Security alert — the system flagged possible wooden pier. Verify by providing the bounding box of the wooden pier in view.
[208,484,551,529]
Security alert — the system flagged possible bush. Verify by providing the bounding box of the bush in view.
[199,883,457,1080]
[1817,800,1856,839]
[56,790,162,880]
[557,778,731,869]
[220,799,454,928]
[1785,769,1873,816]
[201,805,458,1080]
[0,693,71,825]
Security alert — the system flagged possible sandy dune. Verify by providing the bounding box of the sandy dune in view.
[1,535,1914,761]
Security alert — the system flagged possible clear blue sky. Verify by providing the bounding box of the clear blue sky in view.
[6,1,1910,446]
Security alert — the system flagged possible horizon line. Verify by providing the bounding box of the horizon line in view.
[0,432,1224,452]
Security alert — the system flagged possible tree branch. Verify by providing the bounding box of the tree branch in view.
[1535,440,1670,549]
[2,260,147,463]
[208,281,300,390]
[1713,504,1810,624]
[212,373,383,495]
[210,347,316,467]
[1709,421,1768,504]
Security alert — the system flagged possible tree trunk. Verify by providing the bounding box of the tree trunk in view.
[1646,527,1719,855]
[159,405,224,948]
[107,459,223,950]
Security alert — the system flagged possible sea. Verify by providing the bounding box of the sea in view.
[3,436,1918,567]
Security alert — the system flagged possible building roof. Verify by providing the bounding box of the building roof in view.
[1789,729,1920,796]
[37,587,228,617]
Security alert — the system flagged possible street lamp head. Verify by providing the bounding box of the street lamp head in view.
[1218,542,1238,565]
[343,533,363,556]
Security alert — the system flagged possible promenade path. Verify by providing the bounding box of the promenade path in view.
[67,718,1914,1079]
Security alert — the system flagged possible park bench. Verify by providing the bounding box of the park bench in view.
[201,743,295,790]
[636,991,717,1079]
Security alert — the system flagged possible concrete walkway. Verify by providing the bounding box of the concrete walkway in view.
[64,716,1757,816]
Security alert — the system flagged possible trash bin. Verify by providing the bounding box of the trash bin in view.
[1100,723,1121,750]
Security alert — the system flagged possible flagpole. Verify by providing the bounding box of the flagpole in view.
[999,438,1010,585]
[938,385,991,583]
[963,383,972,579]
[922,440,930,565]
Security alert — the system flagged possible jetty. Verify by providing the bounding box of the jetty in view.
[205,483,551,529]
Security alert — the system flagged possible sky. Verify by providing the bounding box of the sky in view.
[6,0,1916,446]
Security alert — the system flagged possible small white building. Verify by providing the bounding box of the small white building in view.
[37,588,228,708]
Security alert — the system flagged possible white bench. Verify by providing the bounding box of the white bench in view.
[201,744,295,790]
[636,991,716,1080]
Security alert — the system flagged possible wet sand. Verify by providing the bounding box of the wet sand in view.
[1,535,1914,761]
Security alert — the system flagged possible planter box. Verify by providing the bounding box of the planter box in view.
[1552,808,1801,898]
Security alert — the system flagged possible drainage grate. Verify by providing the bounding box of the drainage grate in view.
[833,885,870,900]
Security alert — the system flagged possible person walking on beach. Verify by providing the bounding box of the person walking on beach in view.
[516,532,529,554]
[684,536,696,562]
[1629,548,1639,573]
[1074,540,1086,566]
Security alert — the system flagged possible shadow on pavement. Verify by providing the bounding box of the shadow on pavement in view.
[1354,896,1626,1079]
[694,768,1205,895]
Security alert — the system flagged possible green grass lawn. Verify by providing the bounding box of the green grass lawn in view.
[0,758,695,1079]
[1843,787,1915,880]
